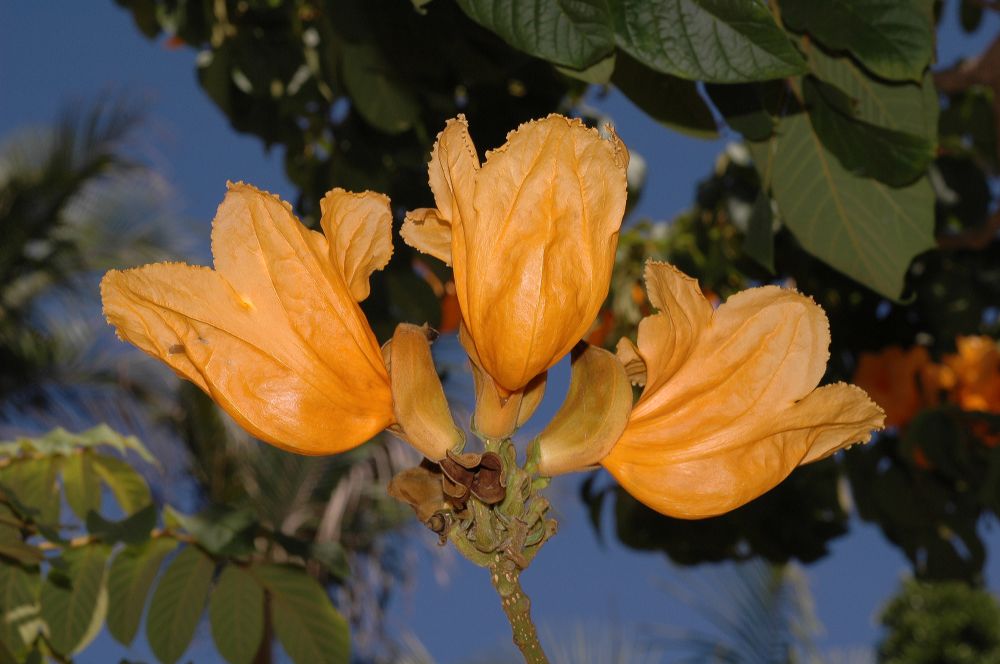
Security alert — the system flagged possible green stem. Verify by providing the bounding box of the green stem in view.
[490,559,549,664]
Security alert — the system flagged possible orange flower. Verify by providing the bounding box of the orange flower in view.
[402,115,629,399]
[543,262,883,519]
[101,183,459,459]
[853,346,934,428]
[942,336,1000,413]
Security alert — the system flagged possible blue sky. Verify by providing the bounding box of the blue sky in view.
[2,3,1000,663]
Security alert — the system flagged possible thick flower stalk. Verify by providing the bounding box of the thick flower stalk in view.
[101,116,886,664]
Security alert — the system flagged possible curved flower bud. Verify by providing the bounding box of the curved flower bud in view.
[460,324,547,439]
[533,342,633,477]
[101,183,395,455]
[384,323,464,460]
[403,114,629,395]
[602,262,885,519]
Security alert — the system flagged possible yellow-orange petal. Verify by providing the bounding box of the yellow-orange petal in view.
[630,277,830,428]
[102,184,394,455]
[401,207,453,265]
[603,382,883,518]
[635,262,712,395]
[319,188,393,302]
[462,115,629,392]
[427,115,480,232]
[601,264,882,518]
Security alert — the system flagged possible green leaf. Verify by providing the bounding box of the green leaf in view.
[807,45,938,142]
[706,80,786,141]
[107,538,178,646]
[555,52,617,84]
[209,565,264,664]
[0,458,60,526]
[86,503,156,545]
[0,561,41,654]
[744,189,775,272]
[62,452,102,521]
[782,0,933,82]
[252,564,349,664]
[612,50,718,138]
[146,545,215,664]
[163,505,256,557]
[0,638,16,664]
[340,42,421,135]
[40,544,109,656]
[456,0,615,69]
[0,425,155,464]
[749,112,935,299]
[90,453,152,515]
[803,76,933,186]
[613,0,806,83]
[0,542,45,565]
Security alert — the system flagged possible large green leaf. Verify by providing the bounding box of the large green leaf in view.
[39,544,109,656]
[749,112,935,299]
[209,565,264,664]
[0,458,60,527]
[252,564,349,664]
[107,538,178,646]
[146,545,215,664]
[782,0,933,82]
[87,503,156,545]
[807,46,938,142]
[163,505,256,557]
[456,0,615,69]
[803,77,933,186]
[62,452,101,521]
[0,562,41,654]
[612,50,718,138]
[613,0,805,83]
[90,453,151,515]
[340,41,421,135]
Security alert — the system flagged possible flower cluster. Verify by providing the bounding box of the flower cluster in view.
[853,336,1000,429]
[102,115,884,519]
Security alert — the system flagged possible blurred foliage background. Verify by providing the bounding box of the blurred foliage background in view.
[2,0,1000,662]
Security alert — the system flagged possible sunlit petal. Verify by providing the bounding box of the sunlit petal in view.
[102,183,394,455]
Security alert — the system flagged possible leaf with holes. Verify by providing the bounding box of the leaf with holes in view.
[613,0,805,83]
[252,564,349,664]
[107,538,178,646]
[209,565,264,664]
[146,545,215,664]
[749,112,934,299]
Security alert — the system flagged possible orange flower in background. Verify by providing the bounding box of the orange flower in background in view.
[102,183,456,459]
[596,263,884,518]
[402,114,629,396]
[942,336,1000,413]
[853,346,935,428]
